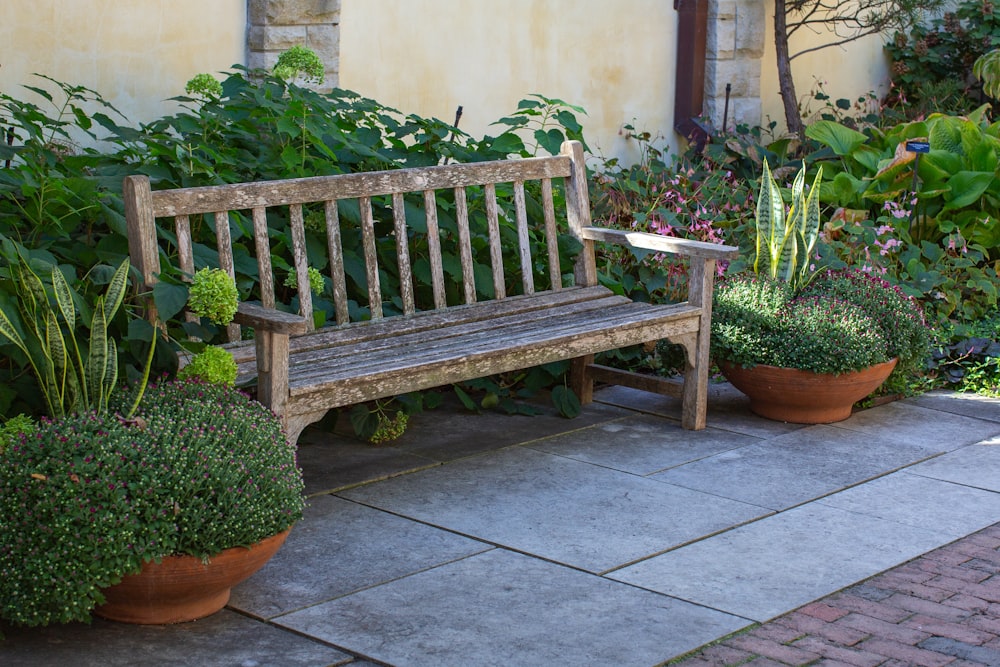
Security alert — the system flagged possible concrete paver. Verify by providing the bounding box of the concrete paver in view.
[338,445,769,573]
[230,495,491,619]
[273,549,750,667]
[648,423,943,510]
[610,502,957,622]
[2,387,999,666]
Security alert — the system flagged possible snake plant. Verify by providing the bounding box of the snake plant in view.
[0,257,152,418]
[754,159,823,290]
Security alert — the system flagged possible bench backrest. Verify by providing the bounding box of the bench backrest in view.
[125,141,595,341]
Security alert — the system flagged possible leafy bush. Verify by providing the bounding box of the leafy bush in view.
[0,413,34,454]
[798,269,930,379]
[0,378,304,627]
[0,61,591,424]
[885,0,1000,115]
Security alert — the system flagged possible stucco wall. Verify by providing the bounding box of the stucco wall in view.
[760,4,892,133]
[0,0,899,160]
[338,0,679,164]
[0,1,246,127]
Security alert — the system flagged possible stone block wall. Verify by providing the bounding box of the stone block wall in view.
[705,0,764,131]
[247,0,341,90]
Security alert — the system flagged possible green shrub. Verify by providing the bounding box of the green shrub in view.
[0,379,304,627]
[0,413,34,454]
[885,0,1000,115]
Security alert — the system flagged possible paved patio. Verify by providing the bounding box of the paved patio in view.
[2,384,999,666]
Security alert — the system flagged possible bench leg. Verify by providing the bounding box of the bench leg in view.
[680,257,718,431]
[569,354,595,404]
[679,340,708,430]
[283,410,330,447]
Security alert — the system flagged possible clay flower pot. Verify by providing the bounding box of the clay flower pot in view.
[718,358,898,424]
[95,529,291,625]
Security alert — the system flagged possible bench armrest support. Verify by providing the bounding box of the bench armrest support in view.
[581,226,739,261]
[234,302,311,335]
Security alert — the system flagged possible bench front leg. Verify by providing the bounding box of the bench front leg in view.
[680,257,717,430]
[254,329,291,422]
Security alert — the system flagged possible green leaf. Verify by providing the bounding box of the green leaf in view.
[51,266,76,331]
[0,306,28,354]
[805,121,867,156]
[533,128,564,156]
[349,404,378,440]
[551,385,581,418]
[943,171,994,210]
[489,133,525,156]
[87,298,108,406]
[152,281,190,322]
[452,384,479,412]
[102,259,130,322]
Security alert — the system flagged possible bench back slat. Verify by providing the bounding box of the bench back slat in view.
[423,190,448,310]
[513,181,534,295]
[213,210,241,341]
[453,186,476,305]
[483,184,505,301]
[288,204,314,332]
[358,196,383,319]
[391,192,416,315]
[541,178,562,291]
[324,199,350,325]
[252,207,276,310]
[174,214,198,327]
[125,144,594,339]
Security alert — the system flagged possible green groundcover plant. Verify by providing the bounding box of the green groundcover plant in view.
[0,378,304,628]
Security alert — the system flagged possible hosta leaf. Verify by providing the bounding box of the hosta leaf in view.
[805,120,867,156]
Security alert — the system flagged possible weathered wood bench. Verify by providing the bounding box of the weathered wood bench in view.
[124,140,738,443]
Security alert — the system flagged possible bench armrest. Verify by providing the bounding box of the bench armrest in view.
[581,226,739,261]
[234,302,311,335]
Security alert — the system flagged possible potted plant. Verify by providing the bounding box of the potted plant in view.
[0,254,303,627]
[0,377,304,627]
[711,161,930,423]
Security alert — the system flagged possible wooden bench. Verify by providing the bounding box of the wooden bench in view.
[124,140,738,443]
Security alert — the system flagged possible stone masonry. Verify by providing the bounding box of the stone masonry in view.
[247,0,341,90]
[705,0,765,131]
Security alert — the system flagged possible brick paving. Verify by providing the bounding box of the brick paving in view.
[671,524,1000,666]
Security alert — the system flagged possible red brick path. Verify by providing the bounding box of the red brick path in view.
[672,524,1000,666]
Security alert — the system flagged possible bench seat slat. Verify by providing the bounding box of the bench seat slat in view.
[287,300,698,385]
[286,293,651,372]
[226,285,617,365]
[284,301,698,409]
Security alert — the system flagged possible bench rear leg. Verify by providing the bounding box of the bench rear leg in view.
[569,354,595,404]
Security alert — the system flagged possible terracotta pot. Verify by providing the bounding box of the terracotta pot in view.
[717,358,898,424]
[95,528,291,625]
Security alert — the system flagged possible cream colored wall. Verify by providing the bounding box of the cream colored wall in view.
[339,0,678,164]
[0,1,246,127]
[761,3,892,134]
